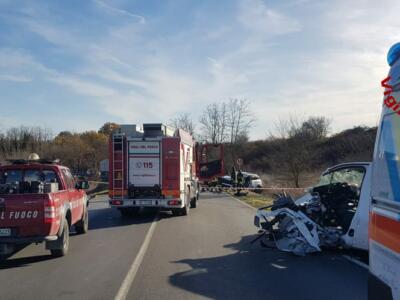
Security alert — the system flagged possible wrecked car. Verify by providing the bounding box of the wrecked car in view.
[253,162,371,255]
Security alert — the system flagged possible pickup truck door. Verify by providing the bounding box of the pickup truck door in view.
[61,169,84,225]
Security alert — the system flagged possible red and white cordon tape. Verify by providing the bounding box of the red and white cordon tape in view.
[201,186,306,191]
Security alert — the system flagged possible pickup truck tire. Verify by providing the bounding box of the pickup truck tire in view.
[75,209,89,234]
[50,219,69,257]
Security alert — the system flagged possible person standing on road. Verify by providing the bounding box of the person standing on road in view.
[236,170,244,195]
[237,170,244,187]
[231,166,237,187]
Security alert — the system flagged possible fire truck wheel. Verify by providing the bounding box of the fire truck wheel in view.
[75,209,89,234]
[50,219,69,257]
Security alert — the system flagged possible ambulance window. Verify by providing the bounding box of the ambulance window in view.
[374,114,400,201]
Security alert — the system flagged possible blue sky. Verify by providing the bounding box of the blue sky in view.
[0,0,399,139]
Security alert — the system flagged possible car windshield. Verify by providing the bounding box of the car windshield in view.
[317,167,365,188]
[330,167,365,187]
[317,172,331,187]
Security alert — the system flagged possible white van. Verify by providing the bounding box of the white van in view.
[369,42,400,300]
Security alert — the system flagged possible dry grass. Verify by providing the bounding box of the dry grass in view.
[226,190,274,208]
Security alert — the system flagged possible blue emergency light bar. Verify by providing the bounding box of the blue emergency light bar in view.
[387,42,400,66]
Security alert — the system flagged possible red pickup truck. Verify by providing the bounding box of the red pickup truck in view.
[0,159,89,258]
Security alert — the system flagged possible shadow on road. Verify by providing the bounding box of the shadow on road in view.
[88,208,159,231]
[0,254,54,270]
[88,207,177,231]
[169,235,367,300]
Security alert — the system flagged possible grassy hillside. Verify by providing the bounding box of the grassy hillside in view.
[224,126,377,188]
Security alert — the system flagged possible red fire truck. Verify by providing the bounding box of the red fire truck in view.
[109,124,201,216]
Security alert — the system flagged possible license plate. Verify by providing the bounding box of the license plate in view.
[139,200,152,206]
[0,228,11,237]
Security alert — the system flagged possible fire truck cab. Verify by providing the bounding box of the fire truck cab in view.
[109,124,199,216]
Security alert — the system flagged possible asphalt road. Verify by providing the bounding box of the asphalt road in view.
[0,193,367,300]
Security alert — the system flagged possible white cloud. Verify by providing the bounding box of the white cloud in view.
[0,74,32,82]
[49,75,116,98]
[23,19,77,48]
[93,0,146,24]
[238,0,301,35]
[0,48,55,76]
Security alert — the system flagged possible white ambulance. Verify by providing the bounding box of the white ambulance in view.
[369,42,400,300]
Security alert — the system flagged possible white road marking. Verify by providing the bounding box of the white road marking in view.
[342,255,369,270]
[225,192,257,210]
[114,214,159,300]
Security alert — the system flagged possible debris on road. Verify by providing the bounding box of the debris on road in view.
[253,162,371,255]
[253,192,342,256]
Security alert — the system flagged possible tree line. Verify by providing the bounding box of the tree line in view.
[0,99,376,187]
[0,125,112,176]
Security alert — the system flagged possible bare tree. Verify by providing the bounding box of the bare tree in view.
[269,117,305,187]
[268,115,331,187]
[199,103,228,143]
[227,98,255,144]
[169,113,196,136]
[298,116,331,140]
[0,126,53,161]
